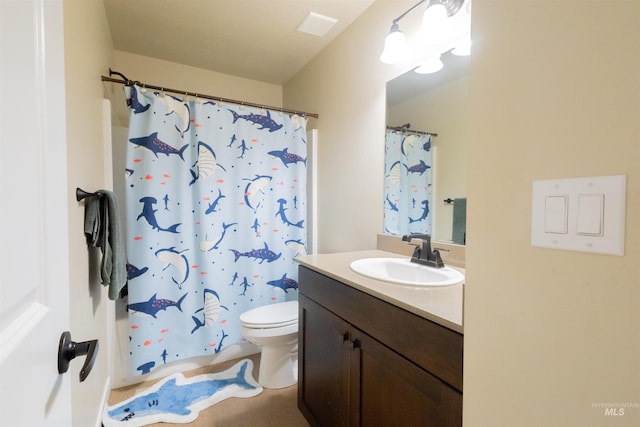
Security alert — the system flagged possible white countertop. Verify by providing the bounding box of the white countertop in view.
[295,250,464,333]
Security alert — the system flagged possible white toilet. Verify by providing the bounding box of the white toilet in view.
[240,300,298,389]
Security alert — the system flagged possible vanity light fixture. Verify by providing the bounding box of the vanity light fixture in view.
[379,0,470,72]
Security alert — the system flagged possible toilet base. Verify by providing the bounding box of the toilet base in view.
[257,342,298,389]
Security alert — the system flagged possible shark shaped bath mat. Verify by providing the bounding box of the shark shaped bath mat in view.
[103,359,262,426]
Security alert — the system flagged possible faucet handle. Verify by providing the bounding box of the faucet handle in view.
[431,249,445,268]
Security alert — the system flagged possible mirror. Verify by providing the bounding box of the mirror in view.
[385,50,470,244]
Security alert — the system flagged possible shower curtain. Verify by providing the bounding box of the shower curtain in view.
[123,85,307,376]
[383,130,433,236]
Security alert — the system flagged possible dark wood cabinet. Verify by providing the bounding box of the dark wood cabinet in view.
[298,266,463,427]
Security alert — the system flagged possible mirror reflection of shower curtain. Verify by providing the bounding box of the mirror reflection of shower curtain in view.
[123,85,307,376]
[384,130,433,236]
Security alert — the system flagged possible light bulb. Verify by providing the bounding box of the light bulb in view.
[415,56,444,74]
[419,4,450,42]
[380,24,410,64]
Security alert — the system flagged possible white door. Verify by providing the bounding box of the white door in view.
[0,0,72,425]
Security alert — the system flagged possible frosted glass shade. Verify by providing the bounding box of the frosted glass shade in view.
[415,56,444,74]
[419,4,451,43]
[380,28,409,64]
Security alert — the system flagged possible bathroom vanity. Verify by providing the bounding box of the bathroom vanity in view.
[295,250,463,427]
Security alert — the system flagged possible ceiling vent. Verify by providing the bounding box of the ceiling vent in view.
[297,12,338,37]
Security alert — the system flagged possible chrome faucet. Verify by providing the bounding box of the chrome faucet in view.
[401,234,445,268]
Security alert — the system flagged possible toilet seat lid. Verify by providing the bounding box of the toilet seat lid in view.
[240,301,298,328]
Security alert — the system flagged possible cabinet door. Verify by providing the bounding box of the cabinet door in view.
[350,327,462,427]
[299,295,351,427]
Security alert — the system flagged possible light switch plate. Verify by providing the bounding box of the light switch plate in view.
[531,175,626,255]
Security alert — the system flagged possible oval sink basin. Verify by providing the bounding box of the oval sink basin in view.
[349,258,464,287]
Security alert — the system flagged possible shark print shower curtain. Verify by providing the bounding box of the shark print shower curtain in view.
[123,85,307,376]
[384,130,433,236]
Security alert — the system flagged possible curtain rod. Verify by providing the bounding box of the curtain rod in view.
[101,70,319,119]
[386,124,437,137]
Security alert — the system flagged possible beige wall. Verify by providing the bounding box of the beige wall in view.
[109,51,283,127]
[286,0,639,425]
[387,76,470,242]
[464,1,639,425]
[63,0,114,425]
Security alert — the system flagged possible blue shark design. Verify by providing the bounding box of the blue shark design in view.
[189,141,226,186]
[251,218,261,235]
[191,289,228,334]
[386,195,399,212]
[275,198,304,228]
[204,189,225,214]
[243,175,272,212]
[199,222,236,252]
[267,274,298,293]
[229,109,283,132]
[237,139,250,159]
[228,272,239,287]
[268,148,306,167]
[155,94,191,136]
[227,134,237,148]
[409,200,430,223]
[127,89,150,114]
[239,277,253,296]
[285,239,306,256]
[387,160,403,185]
[230,243,281,264]
[129,132,188,160]
[127,293,188,318]
[213,330,229,353]
[400,134,420,157]
[127,263,149,280]
[137,197,181,233]
[137,361,155,375]
[155,247,190,287]
[163,194,170,211]
[422,137,431,152]
[103,359,262,426]
[406,160,430,175]
[161,349,168,364]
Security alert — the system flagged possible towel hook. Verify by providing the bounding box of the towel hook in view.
[76,187,99,202]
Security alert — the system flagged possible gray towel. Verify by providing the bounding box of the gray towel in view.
[84,190,127,300]
[452,198,467,245]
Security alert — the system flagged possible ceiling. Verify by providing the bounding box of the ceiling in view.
[103,0,376,85]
